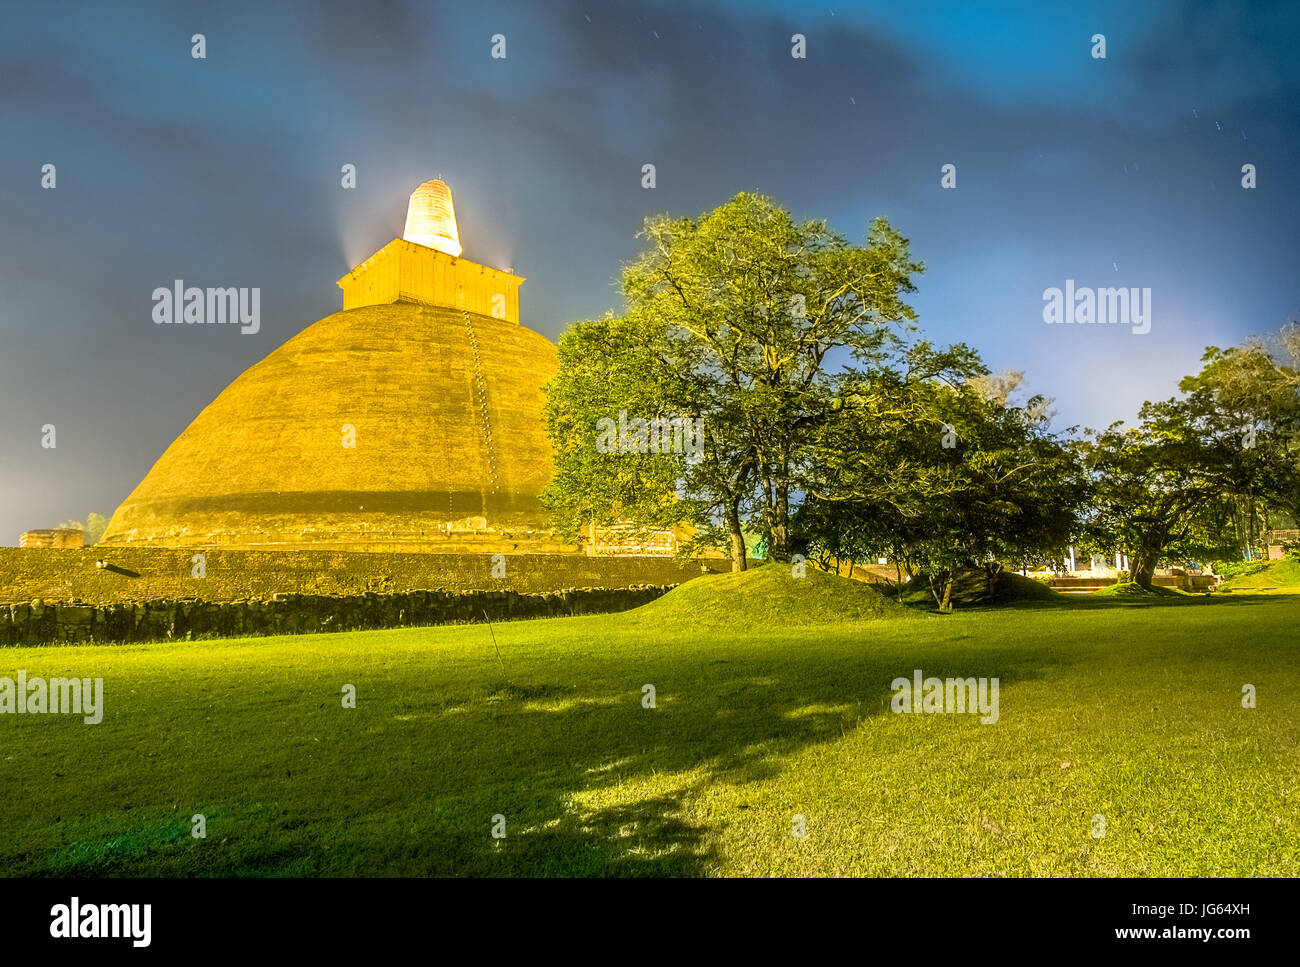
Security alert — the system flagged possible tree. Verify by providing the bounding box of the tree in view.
[541,314,705,547]
[56,512,109,546]
[800,343,1086,609]
[1083,394,1247,588]
[1086,324,1300,582]
[1085,327,1300,586]
[545,192,923,569]
[1179,322,1300,539]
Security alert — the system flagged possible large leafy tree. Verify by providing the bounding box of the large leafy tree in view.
[1084,395,1249,587]
[544,192,923,569]
[541,314,703,545]
[799,343,1086,609]
[1085,326,1300,584]
[1179,322,1300,535]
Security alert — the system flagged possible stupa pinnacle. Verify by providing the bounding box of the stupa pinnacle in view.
[402,179,462,256]
[335,180,523,322]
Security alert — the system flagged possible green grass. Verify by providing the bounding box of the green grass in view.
[1221,556,1300,593]
[2,568,1297,877]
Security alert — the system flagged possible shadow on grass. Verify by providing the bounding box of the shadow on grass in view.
[457,790,715,877]
[2,616,1145,877]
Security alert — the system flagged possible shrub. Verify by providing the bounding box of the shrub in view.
[1211,559,1270,578]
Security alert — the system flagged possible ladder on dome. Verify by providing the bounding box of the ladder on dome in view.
[461,312,500,498]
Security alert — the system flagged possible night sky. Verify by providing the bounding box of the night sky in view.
[2,0,1297,543]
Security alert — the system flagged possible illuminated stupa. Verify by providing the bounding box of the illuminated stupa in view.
[101,181,577,552]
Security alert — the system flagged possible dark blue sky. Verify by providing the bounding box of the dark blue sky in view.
[2,0,1297,543]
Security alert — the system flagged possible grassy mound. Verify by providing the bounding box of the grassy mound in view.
[632,563,916,627]
[899,569,1062,608]
[1093,581,1186,598]
[1221,556,1300,593]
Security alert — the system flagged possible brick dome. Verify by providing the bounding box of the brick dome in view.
[101,303,575,552]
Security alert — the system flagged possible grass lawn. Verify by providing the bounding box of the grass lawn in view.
[2,567,1297,877]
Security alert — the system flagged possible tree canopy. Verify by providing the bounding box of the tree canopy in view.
[543,192,923,568]
[543,193,1299,600]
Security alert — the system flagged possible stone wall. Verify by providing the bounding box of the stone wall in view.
[0,546,729,606]
[0,584,672,646]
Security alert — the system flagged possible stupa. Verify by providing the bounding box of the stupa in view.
[101,180,578,553]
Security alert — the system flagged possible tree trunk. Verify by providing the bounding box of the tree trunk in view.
[725,498,747,572]
[757,455,792,562]
[768,478,791,561]
[929,571,954,612]
[984,562,1002,597]
[1129,547,1158,589]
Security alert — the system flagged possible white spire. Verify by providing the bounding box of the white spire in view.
[403,179,462,257]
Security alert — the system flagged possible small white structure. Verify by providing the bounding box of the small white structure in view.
[403,179,462,257]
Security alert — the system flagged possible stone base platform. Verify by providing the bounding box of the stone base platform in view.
[0,547,731,606]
